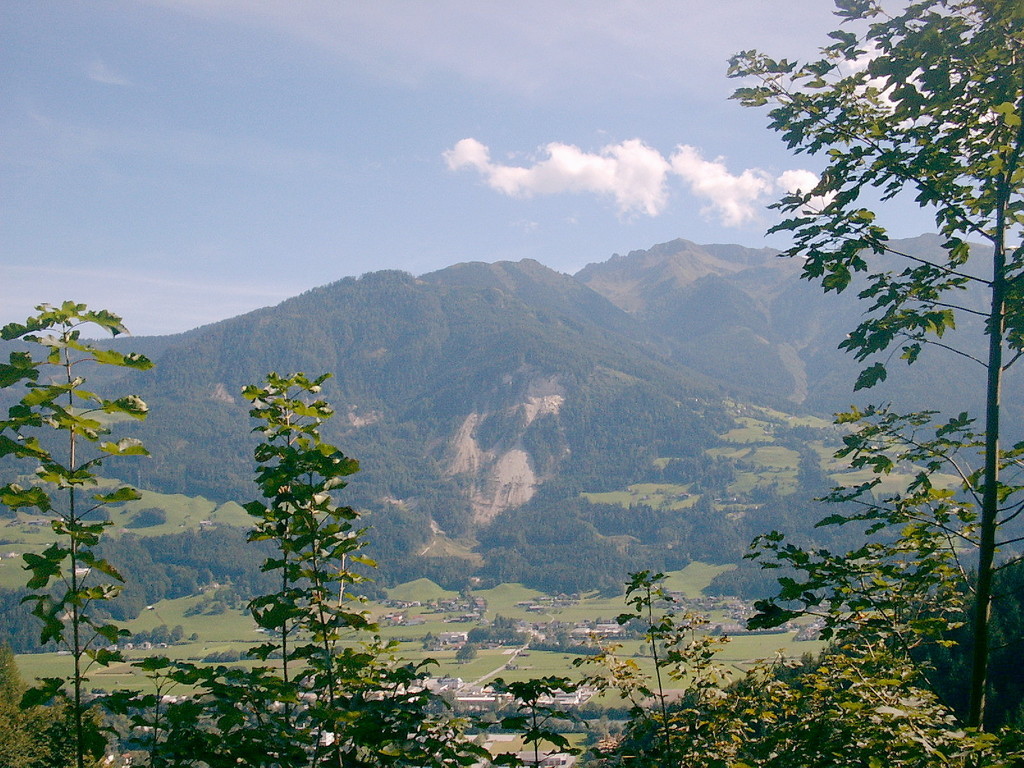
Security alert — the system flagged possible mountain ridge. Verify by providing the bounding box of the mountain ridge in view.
[7,233,1013,593]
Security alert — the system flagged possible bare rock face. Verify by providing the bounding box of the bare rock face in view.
[471,448,536,524]
[345,404,382,428]
[447,374,566,524]
[520,376,565,426]
[449,412,487,478]
[210,383,236,404]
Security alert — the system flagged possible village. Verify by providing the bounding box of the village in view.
[376,588,819,711]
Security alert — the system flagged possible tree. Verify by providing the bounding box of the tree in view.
[577,572,752,768]
[579,575,1020,767]
[0,303,152,767]
[0,643,43,767]
[492,676,580,768]
[242,371,371,762]
[71,368,489,767]
[730,0,1024,730]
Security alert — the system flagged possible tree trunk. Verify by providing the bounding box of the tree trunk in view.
[966,226,1007,730]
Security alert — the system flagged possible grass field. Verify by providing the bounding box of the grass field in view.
[0,487,253,589]
[14,626,824,698]
[721,417,777,444]
[582,405,842,513]
[582,483,698,510]
[14,561,822,699]
[387,577,459,604]
[662,562,735,598]
[127,593,262,644]
[473,582,546,617]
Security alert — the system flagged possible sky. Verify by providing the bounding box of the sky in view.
[1,1,932,336]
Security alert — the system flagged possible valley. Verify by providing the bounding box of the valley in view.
[2,234,1022,760]
[1,397,880,678]
[12,564,824,702]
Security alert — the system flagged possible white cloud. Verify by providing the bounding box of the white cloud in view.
[669,145,774,226]
[777,169,820,194]
[778,168,834,213]
[148,1,836,99]
[87,60,132,87]
[447,138,820,226]
[445,138,671,217]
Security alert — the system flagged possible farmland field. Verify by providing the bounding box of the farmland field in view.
[15,564,823,696]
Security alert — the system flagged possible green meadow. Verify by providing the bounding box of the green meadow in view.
[583,483,698,510]
[0,489,253,587]
[15,564,823,696]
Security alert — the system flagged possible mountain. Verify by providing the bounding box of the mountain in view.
[80,260,744,591]
[577,236,1022,431]
[117,262,723,502]
[577,239,811,402]
[6,234,1012,594]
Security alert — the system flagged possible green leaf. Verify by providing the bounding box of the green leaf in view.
[103,394,149,417]
[135,656,174,672]
[22,551,64,589]
[854,362,887,390]
[88,646,123,666]
[98,438,149,456]
[20,678,64,708]
[0,483,52,511]
[993,101,1022,128]
[93,486,143,503]
[747,601,800,630]
[0,353,39,387]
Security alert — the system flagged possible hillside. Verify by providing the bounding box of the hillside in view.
[3,234,1014,596]
[576,235,1022,425]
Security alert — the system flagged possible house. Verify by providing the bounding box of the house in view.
[512,751,577,767]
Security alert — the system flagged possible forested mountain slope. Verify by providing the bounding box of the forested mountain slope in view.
[576,235,1021,426]
[6,234,1011,593]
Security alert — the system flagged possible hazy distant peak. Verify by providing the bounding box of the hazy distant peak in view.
[421,258,568,290]
[575,239,748,313]
[700,242,782,265]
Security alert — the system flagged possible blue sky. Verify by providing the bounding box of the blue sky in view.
[1,1,931,335]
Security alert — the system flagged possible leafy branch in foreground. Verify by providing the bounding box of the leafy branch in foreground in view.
[731,0,1024,729]
[242,371,370,762]
[237,371,485,767]
[108,372,488,766]
[583,573,1022,767]
[0,301,152,768]
[578,571,750,767]
[491,676,581,768]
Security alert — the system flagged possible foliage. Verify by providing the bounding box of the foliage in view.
[0,643,52,767]
[730,0,1024,730]
[583,573,1024,767]
[102,372,489,767]
[93,528,277,624]
[240,370,372,760]
[748,408,982,644]
[578,571,747,767]
[124,507,167,529]
[737,643,1020,768]
[467,615,528,646]
[491,675,581,768]
[238,372,488,767]
[0,588,44,654]
[917,560,1024,727]
[0,302,152,767]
